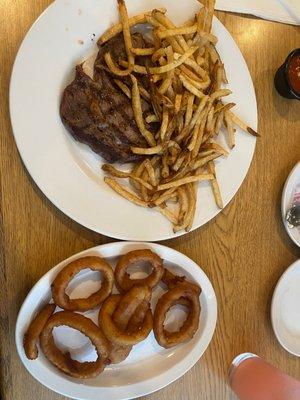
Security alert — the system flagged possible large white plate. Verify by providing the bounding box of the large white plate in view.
[10,0,257,241]
[271,259,300,357]
[15,242,217,400]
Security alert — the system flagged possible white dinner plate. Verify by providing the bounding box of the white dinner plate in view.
[281,162,300,247]
[15,241,217,400]
[10,0,257,241]
[271,259,300,357]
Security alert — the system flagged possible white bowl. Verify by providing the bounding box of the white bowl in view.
[281,162,300,247]
[271,259,300,357]
[15,242,217,400]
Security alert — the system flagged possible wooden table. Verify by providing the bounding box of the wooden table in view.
[0,1,299,399]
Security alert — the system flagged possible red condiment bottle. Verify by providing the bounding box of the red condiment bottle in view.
[229,353,300,400]
[274,48,300,100]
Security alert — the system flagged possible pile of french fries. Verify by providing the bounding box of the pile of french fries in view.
[99,0,258,233]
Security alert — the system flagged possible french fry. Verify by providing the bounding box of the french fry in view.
[98,7,167,44]
[131,145,162,155]
[102,164,153,190]
[131,47,155,56]
[131,75,156,146]
[207,161,223,208]
[157,205,178,224]
[190,95,209,129]
[228,111,259,136]
[104,177,148,207]
[145,114,159,123]
[184,94,195,127]
[156,24,198,39]
[160,106,169,140]
[113,0,135,75]
[179,74,206,98]
[149,46,198,74]
[119,60,147,74]
[114,79,131,98]
[104,53,133,76]
[224,112,235,148]
[178,186,189,223]
[157,174,213,191]
[153,186,178,206]
[158,46,174,94]
[174,94,182,113]
[152,9,189,52]
[186,183,197,231]
[144,159,157,186]
[162,154,169,178]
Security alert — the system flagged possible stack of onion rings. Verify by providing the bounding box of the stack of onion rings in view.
[100,285,153,346]
[22,250,202,379]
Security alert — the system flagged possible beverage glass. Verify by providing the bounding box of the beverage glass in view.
[229,353,300,400]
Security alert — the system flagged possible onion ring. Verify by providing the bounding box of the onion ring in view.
[153,283,201,348]
[51,256,114,311]
[99,288,153,346]
[107,342,132,364]
[115,249,164,292]
[23,303,56,360]
[40,311,110,378]
[105,286,152,363]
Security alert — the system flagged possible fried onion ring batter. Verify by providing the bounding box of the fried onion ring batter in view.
[115,249,163,291]
[40,311,110,378]
[51,256,114,311]
[153,283,201,348]
[99,286,153,346]
[23,303,56,360]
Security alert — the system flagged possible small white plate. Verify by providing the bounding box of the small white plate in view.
[281,162,300,247]
[271,259,300,357]
[10,0,257,241]
[15,242,217,400]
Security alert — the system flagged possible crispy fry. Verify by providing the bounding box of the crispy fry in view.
[144,159,157,186]
[104,52,133,76]
[178,186,188,223]
[119,60,147,74]
[131,47,155,56]
[228,111,259,136]
[98,7,167,44]
[224,112,235,148]
[174,94,182,113]
[149,46,198,74]
[114,79,131,98]
[104,177,148,207]
[131,145,162,155]
[157,174,213,191]
[179,74,206,98]
[145,114,159,123]
[184,94,195,128]
[160,106,169,140]
[152,10,189,52]
[157,206,178,224]
[131,75,156,146]
[156,24,198,39]
[207,161,223,208]
[102,164,153,190]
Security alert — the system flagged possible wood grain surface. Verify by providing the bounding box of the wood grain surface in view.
[0,1,299,399]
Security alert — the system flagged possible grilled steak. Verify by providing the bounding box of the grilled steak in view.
[60,33,154,163]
